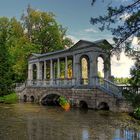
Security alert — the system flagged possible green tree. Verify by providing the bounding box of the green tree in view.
[3,6,73,83]
[129,58,140,88]
[91,0,140,53]
[21,5,73,53]
[0,17,13,95]
[0,6,73,91]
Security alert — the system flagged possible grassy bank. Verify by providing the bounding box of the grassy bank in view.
[0,93,18,104]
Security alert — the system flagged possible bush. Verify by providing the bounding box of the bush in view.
[0,93,18,104]
[133,107,140,120]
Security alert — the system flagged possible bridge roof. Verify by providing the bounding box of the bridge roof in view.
[29,39,112,60]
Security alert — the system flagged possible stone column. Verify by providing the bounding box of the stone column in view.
[74,55,81,86]
[92,55,98,87]
[72,55,76,78]
[37,62,41,80]
[57,58,60,78]
[65,56,68,78]
[104,57,111,80]
[28,63,33,80]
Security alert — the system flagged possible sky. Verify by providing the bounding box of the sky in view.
[0,0,137,77]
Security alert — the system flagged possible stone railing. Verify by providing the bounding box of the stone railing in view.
[95,77,122,98]
[27,78,76,88]
[15,82,26,92]
[119,85,140,95]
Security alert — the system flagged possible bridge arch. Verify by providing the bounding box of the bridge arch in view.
[98,102,109,110]
[30,95,35,102]
[97,54,105,78]
[23,95,27,102]
[80,55,90,85]
[79,100,88,109]
[96,53,111,79]
[40,92,68,106]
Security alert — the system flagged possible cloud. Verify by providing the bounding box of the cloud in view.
[111,52,134,77]
[131,36,140,51]
[84,28,97,33]
[120,13,131,21]
[67,35,79,43]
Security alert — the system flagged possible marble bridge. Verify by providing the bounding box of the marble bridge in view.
[16,39,132,112]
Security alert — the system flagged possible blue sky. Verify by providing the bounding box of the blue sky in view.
[0,0,114,42]
[0,0,135,77]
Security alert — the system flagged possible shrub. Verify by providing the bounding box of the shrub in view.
[133,107,140,120]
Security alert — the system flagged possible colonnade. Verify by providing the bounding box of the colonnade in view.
[28,52,111,87]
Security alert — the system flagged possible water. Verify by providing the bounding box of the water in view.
[0,103,140,140]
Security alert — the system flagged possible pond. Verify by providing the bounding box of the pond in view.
[0,103,140,140]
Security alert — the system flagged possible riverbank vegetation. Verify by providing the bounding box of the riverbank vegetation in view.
[0,93,18,104]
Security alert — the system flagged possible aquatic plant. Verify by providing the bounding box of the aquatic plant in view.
[58,96,70,111]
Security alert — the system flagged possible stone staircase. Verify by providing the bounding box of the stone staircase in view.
[95,77,123,99]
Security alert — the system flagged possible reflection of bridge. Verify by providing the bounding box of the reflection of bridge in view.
[16,40,132,112]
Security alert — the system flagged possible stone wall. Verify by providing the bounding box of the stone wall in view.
[17,87,133,112]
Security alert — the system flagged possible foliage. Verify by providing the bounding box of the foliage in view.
[58,96,70,111]
[114,77,129,84]
[123,58,140,108]
[21,5,73,53]
[0,17,13,95]
[91,0,140,54]
[133,107,140,119]
[129,58,140,87]
[123,88,140,108]
[0,6,73,85]
[0,93,18,104]
[58,96,68,106]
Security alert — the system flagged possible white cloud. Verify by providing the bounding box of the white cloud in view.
[111,52,134,78]
[84,28,97,33]
[67,35,79,43]
[120,13,131,21]
[132,36,140,50]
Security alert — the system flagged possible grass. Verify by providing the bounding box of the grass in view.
[0,93,18,104]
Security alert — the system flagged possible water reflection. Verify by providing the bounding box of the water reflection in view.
[114,129,140,140]
[0,103,140,140]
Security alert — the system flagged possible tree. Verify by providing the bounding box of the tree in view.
[91,0,140,107]
[129,58,140,88]
[91,0,140,55]
[21,5,73,53]
[0,17,13,95]
[2,6,73,83]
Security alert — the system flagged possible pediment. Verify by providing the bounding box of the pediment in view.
[70,39,112,51]
[70,40,94,50]
[28,53,40,60]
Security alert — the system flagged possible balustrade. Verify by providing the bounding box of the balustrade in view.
[27,78,76,87]
[95,77,122,98]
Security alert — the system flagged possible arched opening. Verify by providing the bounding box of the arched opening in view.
[97,56,104,78]
[41,63,44,80]
[30,96,34,102]
[33,64,37,80]
[98,102,109,110]
[79,101,88,109]
[80,55,90,85]
[41,94,60,106]
[23,95,27,102]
